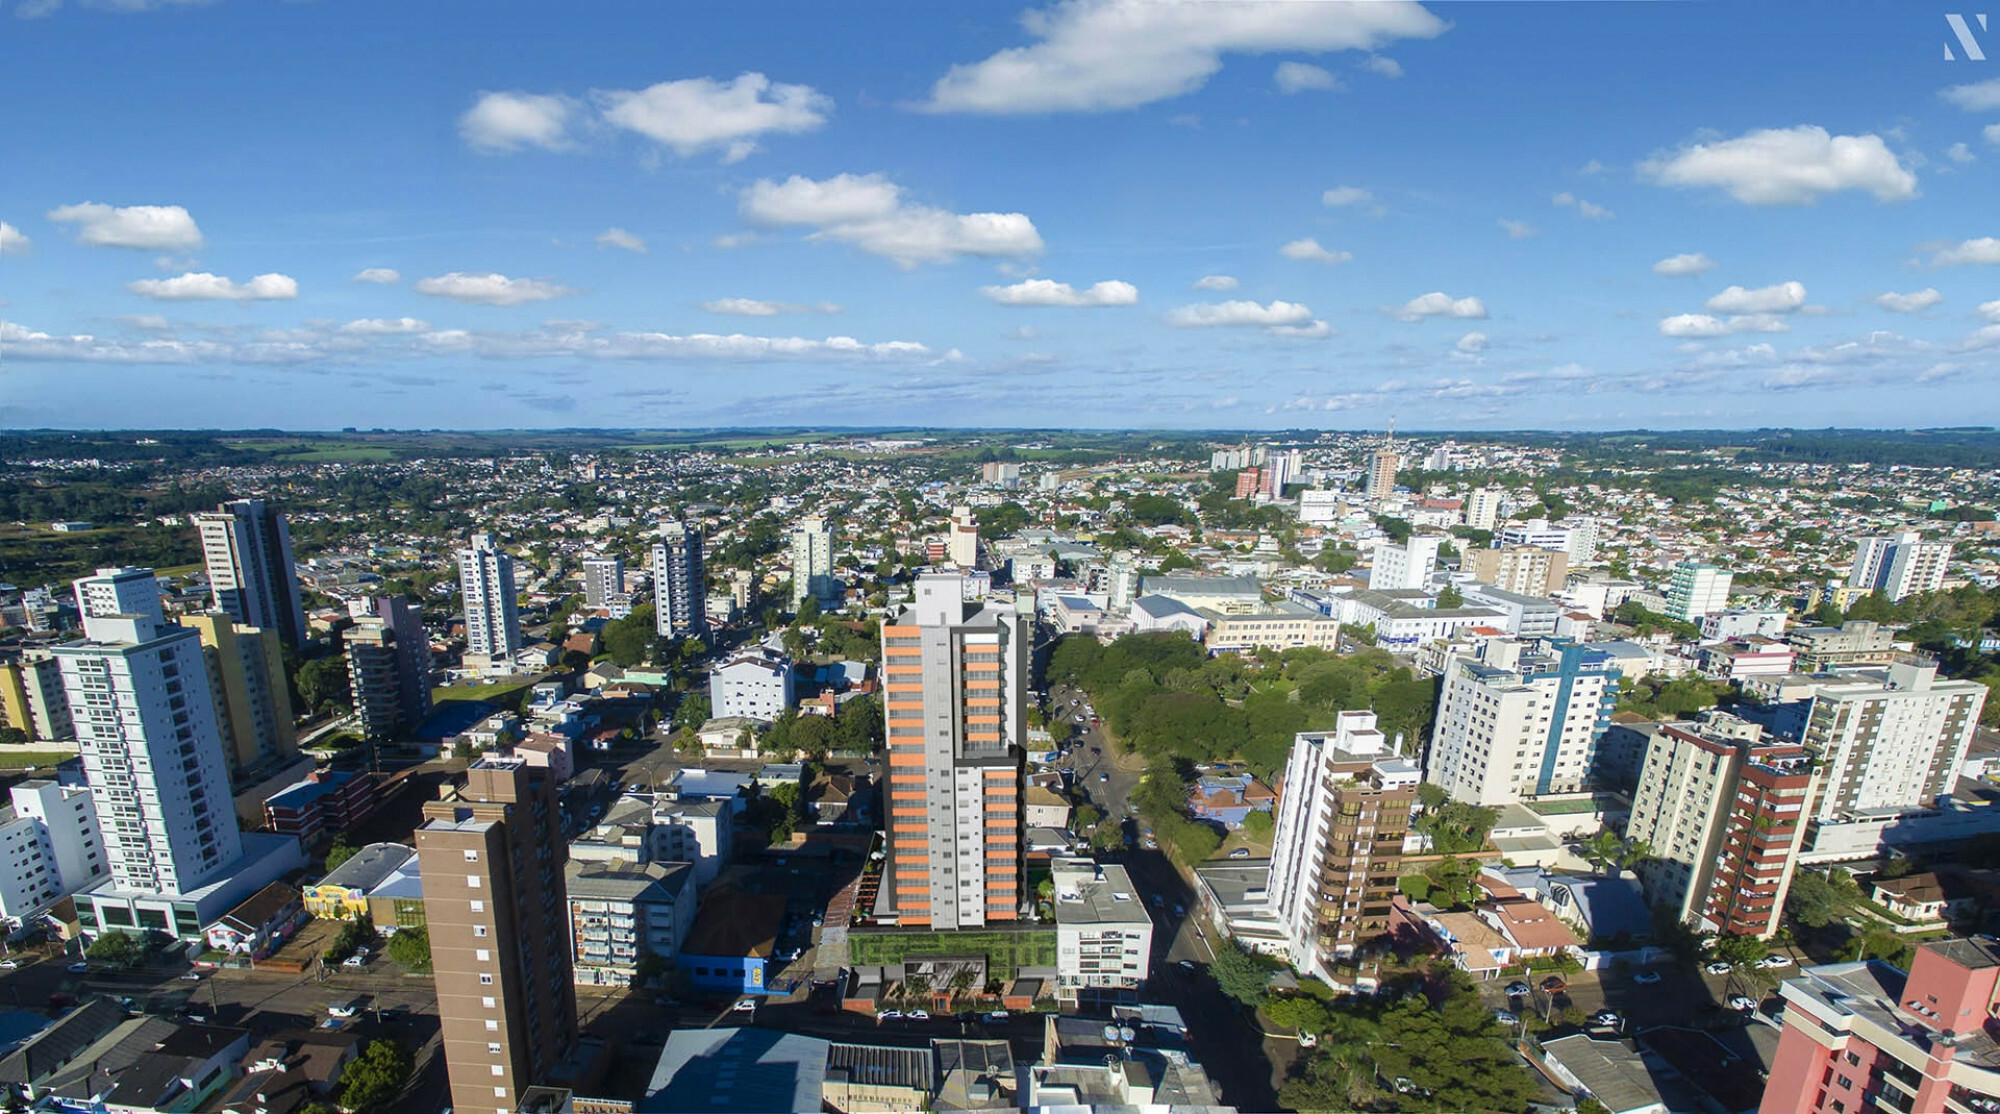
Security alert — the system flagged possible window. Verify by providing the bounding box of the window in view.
[467,875,482,888]
[485,1019,499,1031]
[471,900,485,912]
[473,924,488,937]
[488,1041,502,1053]
[464,850,480,862]
[480,973,494,985]
[482,996,497,1008]
[491,1065,505,1076]
[476,948,491,961]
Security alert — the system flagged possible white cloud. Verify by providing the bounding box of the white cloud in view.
[1658,313,1791,337]
[699,298,843,316]
[1192,274,1238,291]
[979,278,1138,307]
[1875,289,1944,314]
[1987,123,2000,147]
[1652,252,1715,277]
[1361,55,1403,78]
[920,0,1446,113]
[1167,299,1313,328]
[1498,219,1537,240]
[1639,126,1917,205]
[120,314,171,331]
[1393,292,1487,321]
[595,72,831,162]
[1705,281,1806,314]
[351,267,401,284]
[1941,77,2000,112]
[1270,320,1333,339]
[1278,237,1351,264]
[414,272,572,306]
[1274,61,1341,94]
[595,227,647,253]
[48,202,203,250]
[1979,299,2000,323]
[1928,237,2000,266]
[0,221,28,255]
[126,271,298,301]
[459,91,580,152]
[1551,191,1613,220]
[1579,159,1608,175]
[1455,331,1488,353]
[1321,185,1372,207]
[739,173,1043,267]
[1948,142,1976,165]
[340,317,430,334]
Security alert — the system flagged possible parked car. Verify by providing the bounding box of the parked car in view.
[1539,975,1568,994]
[1228,847,1251,859]
[1705,960,1734,975]
[1591,1010,1622,1027]
[877,1009,904,1021]
[1178,960,1196,971]
[328,1001,358,1018]
[1727,995,1758,1011]
[1758,953,1793,969]
[0,959,20,970]
[65,962,88,974]
[907,1009,929,1021]
[1504,981,1531,997]
[983,1011,1011,1024]
[1494,1010,1518,1025]
[1632,969,1662,984]
[1297,1031,1318,1048]
[342,955,367,968]
[731,998,757,1013]
[179,971,202,981]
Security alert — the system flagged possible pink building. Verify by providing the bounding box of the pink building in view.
[503,731,574,782]
[1762,938,2000,1114]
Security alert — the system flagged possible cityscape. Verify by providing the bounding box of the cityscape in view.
[6,2,2000,1113]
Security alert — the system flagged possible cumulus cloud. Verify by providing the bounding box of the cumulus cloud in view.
[1948,142,1976,165]
[739,173,1042,267]
[1274,61,1340,94]
[0,221,28,255]
[1658,313,1791,337]
[979,278,1138,307]
[1652,252,1715,277]
[48,202,203,250]
[1455,331,1488,353]
[352,268,401,284]
[1705,281,1807,315]
[920,0,1447,113]
[459,91,581,152]
[1988,124,2000,147]
[595,227,647,253]
[1166,299,1322,337]
[595,72,831,162]
[1927,237,2000,266]
[1278,237,1351,263]
[1192,275,1238,291]
[1639,126,1917,205]
[1498,219,1537,240]
[1980,299,2000,323]
[1321,186,1372,207]
[699,298,842,316]
[414,272,572,306]
[1551,191,1613,220]
[127,271,298,301]
[1941,77,2000,112]
[1393,292,1487,321]
[1361,55,1403,78]
[1875,289,1944,313]
[1270,320,1334,339]
[340,317,430,335]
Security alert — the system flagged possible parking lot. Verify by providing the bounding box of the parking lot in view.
[1475,947,1799,1037]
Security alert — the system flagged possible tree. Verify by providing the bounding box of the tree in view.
[1265,995,1331,1035]
[0,726,29,746]
[86,930,144,968]
[1436,583,1464,608]
[337,1039,413,1111]
[325,838,358,871]
[672,692,711,732]
[1785,871,1839,929]
[1422,857,1484,909]
[385,927,431,973]
[1209,943,1272,1006]
[1711,932,1767,970]
[294,655,352,714]
[1241,809,1274,841]
[1370,986,1540,1112]
[832,695,882,754]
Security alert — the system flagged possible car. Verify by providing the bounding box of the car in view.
[731,998,757,1013]
[1173,903,1185,916]
[1633,970,1662,984]
[0,959,19,969]
[1758,953,1794,969]
[48,993,77,1009]
[1142,837,1158,849]
[1228,847,1251,859]
[1705,960,1734,975]
[66,962,88,974]
[328,1001,358,1018]
[342,955,367,968]
[1099,773,1109,782]
[354,946,371,958]
[1178,959,1196,970]
[1727,995,1758,1011]
[1539,975,1568,993]
[877,1009,904,1021]
[1504,981,1531,997]
[907,1009,929,1021]
[116,996,135,1009]
[983,1011,1011,1024]
[1494,1010,1518,1025]
[1296,1031,1318,1048]
[1591,1010,1622,1027]
[179,971,202,981]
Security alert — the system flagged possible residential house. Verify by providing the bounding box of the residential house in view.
[301,843,413,920]
[1187,775,1275,828]
[203,882,307,959]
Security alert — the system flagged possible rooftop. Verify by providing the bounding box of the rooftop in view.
[314,843,414,892]
[640,1027,828,1114]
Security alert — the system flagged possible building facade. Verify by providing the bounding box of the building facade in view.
[1051,858,1153,1004]
[0,781,105,926]
[178,612,297,773]
[1848,531,1953,602]
[791,516,835,610]
[565,859,695,987]
[346,595,432,742]
[581,557,623,611]
[651,521,708,640]
[1664,561,1733,622]
[708,647,794,721]
[1426,639,1620,806]
[1364,449,1398,499]
[1367,535,1441,592]
[457,533,522,664]
[1461,545,1569,597]
[879,573,1027,929]
[194,499,306,649]
[1801,662,1988,822]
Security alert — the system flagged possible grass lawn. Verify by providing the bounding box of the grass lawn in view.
[0,751,76,770]
[431,676,543,708]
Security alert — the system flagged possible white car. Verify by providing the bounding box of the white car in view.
[983,1011,1011,1024]
[342,954,367,968]
[1704,961,1733,975]
[0,959,19,970]
[1727,995,1758,1011]
[731,998,757,1013]
[328,1001,358,1018]
[907,1009,929,1021]
[1494,1010,1518,1025]
[1758,953,1794,969]
[877,1009,903,1021]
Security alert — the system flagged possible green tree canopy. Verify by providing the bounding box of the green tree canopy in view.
[337,1039,413,1111]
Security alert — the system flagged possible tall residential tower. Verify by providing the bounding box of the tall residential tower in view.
[651,521,707,640]
[194,499,306,649]
[457,533,522,667]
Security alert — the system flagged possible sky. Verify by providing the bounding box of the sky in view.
[3,0,1999,432]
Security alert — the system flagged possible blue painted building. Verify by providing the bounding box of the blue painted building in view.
[680,889,786,997]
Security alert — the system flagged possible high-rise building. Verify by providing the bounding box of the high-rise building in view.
[791,516,835,611]
[651,521,707,640]
[1260,449,1299,497]
[1800,662,1987,822]
[1495,518,1572,552]
[73,565,163,625]
[0,651,73,742]
[1563,516,1602,565]
[1464,486,1504,532]
[980,460,1022,488]
[1425,639,1620,806]
[0,662,28,741]
[457,533,522,665]
[1461,546,1569,596]
[53,571,243,895]
[581,557,623,611]
[1626,712,1815,939]
[194,499,306,649]
[1105,552,1140,613]
[1760,939,2000,1114]
[1366,535,1442,592]
[346,596,432,743]
[878,573,1027,929]
[178,612,297,774]
[948,506,980,569]
[0,781,106,923]
[1266,713,1421,977]
[1234,468,1263,499]
[1847,530,1953,602]
[418,758,578,1114]
[1364,449,1399,499]
[1664,561,1733,621]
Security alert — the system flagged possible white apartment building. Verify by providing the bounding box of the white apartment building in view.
[1367,535,1442,591]
[565,859,696,987]
[1465,487,1504,531]
[1051,858,1153,1004]
[708,647,794,721]
[194,499,307,649]
[1627,715,1778,927]
[651,520,708,639]
[1699,609,1788,643]
[1458,584,1561,639]
[1425,639,1621,806]
[791,516,835,609]
[1802,662,1988,822]
[1497,518,1572,553]
[650,798,733,889]
[948,506,980,568]
[1848,531,1952,602]
[457,532,522,663]
[1297,489,1344,525]
[1664,561,1733,622]
[0,781,105,926]
[72,566,163,624]
[582,556,623,610]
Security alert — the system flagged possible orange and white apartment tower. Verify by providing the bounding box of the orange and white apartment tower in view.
[879,573,1028,929]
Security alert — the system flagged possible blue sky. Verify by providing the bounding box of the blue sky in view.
[3,0,1999,430]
